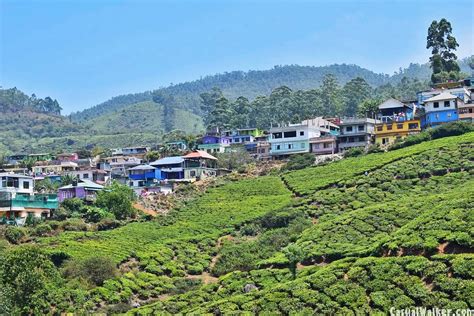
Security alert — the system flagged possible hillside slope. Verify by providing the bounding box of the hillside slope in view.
[70,57,474,123]
[83,101,204,135]
[34,132,473,314]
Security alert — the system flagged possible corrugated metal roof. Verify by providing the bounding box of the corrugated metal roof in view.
[150,156,184,166]
[128,164,156,171]
[182,150,218,160]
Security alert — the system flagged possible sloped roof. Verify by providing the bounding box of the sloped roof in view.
[150,156,184,166]
[59,179,104,190]
[378,98,407,110]
[183,150,218,160]
[128,164,156,171]
[425,92,458,102]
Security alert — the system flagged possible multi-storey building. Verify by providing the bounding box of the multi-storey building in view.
[337,118,379,151]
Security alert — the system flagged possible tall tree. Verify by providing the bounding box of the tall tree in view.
[153,91,175,133]
[207,95,233,132]
[200,87,225,128]
[320,74,343,116]
[342,77,372,117]
[427,19,461,83]
[231,96,251,128]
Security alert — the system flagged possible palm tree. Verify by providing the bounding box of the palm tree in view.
[60,174,76,186]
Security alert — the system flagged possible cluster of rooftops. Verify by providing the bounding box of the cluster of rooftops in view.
[1,79,473,225]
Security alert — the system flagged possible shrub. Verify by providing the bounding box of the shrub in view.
[429,121,474,140]
[343,147,364,158]
[33,223,53,237]
[95,182,137,220]
[61,218,88,231]
[83,206,115,223]
[283,153,315,171]
[97,218,121,231]
[4,226,26,244]
[63,256,118,286]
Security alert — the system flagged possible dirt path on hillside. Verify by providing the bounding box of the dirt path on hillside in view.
[133,202,158,217]
[185,235,233,285]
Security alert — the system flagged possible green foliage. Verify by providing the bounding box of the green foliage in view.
[95,181,137,220]
[63,256,118,286]
[4,226,26,244]
[426,19,461,83]
[282,153,315,171]
[0,246,61,315]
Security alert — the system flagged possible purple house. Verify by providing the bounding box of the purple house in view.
[58,179,104,202]
[197,135,231,154]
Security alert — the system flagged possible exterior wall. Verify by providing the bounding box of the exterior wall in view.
[269,125,320,157]
[184,168,217,180]
[197,143,229,154]
[310,137,337,155]
[374,120,421,147]
[0,176,34,197]
[422,110,459,128]
[424,99,457,113]
[458,105,474,122]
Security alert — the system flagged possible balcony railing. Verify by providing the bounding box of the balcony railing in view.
[11,194,58,209]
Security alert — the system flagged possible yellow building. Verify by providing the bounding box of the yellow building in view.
[375,119,421,147]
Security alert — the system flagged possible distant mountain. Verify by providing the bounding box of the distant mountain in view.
[1,57,472,154]
[70,57,472,124]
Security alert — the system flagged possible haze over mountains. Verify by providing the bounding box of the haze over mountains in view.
[1,58,472,155]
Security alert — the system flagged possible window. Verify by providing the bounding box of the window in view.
[23,181,30,189]
[346,126,353,132]
[358,136,365,142]
[313,144,320,149]
[6,177,19,188]
[276,145,281,150]
[358,125,364,132]
[272,132,282,139]
[376,126,383,131]
[323,143,331,148]
[447,112,452,118]
[348,137,355,142]
[408,123,418,129]
[283,131,297,138]
[435,114,440,119]
[444,101,450,107]
[397,124,403,129]
[382,138,389,145]
[190,171,196,177]
[299,131,304,136]
[387,125,393,130]
[83,173,89,179]
[288,144,293,149]
[433,102,439,108]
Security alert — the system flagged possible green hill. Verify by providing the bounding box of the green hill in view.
[70,57,473,123]
[83,101,203,135]
[20,132,473,314]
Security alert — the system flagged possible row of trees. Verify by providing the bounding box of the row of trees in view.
[0,87,62,115]
[199,75,429,131]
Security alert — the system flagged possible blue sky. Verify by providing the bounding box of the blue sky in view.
[1,0,473,114]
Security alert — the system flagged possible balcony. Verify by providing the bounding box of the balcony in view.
[11,194,58,209]
[129,171,157,180]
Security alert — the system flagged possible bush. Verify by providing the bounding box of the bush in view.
[97,218,121,231]
[63,256,117,286]
[61,218,88,231]
[95,182,136,220]
[4,226,26,244]
[33,223,53,237]
[283,153,315,171]
[83,206,115,223]
[343,147,364,158]
[429,121,474,140]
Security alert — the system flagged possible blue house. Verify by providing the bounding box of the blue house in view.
[421,92,462,128]
[150,157,185,180]
[127,164,163,187]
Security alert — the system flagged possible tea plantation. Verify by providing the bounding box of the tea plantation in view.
[3,132,474,314]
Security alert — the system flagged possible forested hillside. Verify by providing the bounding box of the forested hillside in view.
[70,57,473,122]
[1,133,471,314]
